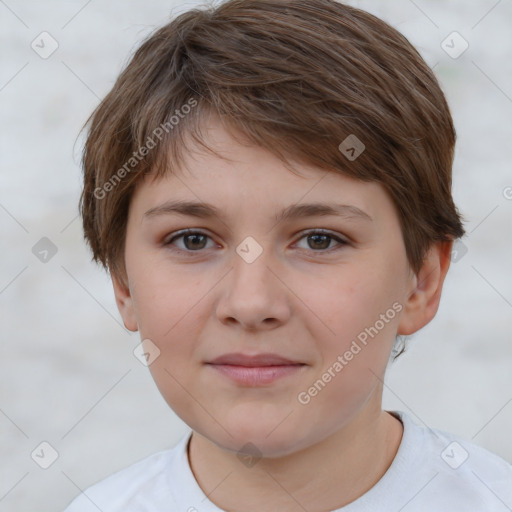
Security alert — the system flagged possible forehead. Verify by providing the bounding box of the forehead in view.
[131,117,396,228]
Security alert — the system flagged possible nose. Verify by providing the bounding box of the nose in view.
[215,240,292,331]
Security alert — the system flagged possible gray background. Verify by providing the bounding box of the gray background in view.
[1,0,511,510]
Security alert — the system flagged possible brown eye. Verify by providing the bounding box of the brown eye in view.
[165,230,214,251]
[307,233,331,250]
[295,230,348,252]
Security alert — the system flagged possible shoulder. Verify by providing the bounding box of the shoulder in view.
[392,410,512,510]
[62,435,189,512]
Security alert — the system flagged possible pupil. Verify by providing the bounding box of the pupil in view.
[185,234,206,250]
[309,234,329,250]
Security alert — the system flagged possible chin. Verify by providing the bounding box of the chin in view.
[197,420,317,460]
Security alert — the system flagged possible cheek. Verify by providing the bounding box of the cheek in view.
[304,263,402,381]
[130,263,204,340]
[132,272,209,411]
[307,264,394,336]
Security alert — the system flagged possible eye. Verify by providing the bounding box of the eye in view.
[164,229,216,252]
[294,230,348,252]
[163,228,348,254]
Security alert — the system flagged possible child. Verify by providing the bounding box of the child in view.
[64,0,512,510]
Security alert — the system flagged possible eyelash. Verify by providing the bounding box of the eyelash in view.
[163,229,348,254]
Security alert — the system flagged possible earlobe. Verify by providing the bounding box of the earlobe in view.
[397,241,453,336]
[111,271,139,332]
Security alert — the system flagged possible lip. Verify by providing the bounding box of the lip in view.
[205,352,306,386]
[207,352,303,366]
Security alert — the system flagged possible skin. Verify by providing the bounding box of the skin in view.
[112,114,453,511]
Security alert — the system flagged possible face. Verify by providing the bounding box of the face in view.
[113,116,435,458]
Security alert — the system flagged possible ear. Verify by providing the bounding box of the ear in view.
[397,240,453,336]
[111,271,138,332]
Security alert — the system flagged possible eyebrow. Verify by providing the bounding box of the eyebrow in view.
[143,200,373,223]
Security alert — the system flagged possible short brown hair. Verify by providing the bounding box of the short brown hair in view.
[80,0,465,287]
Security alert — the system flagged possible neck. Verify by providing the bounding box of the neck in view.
[187,398,403,511]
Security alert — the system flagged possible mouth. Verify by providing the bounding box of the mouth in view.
[205,352,306,386]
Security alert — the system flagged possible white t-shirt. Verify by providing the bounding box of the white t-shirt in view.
[63,410,512,511]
